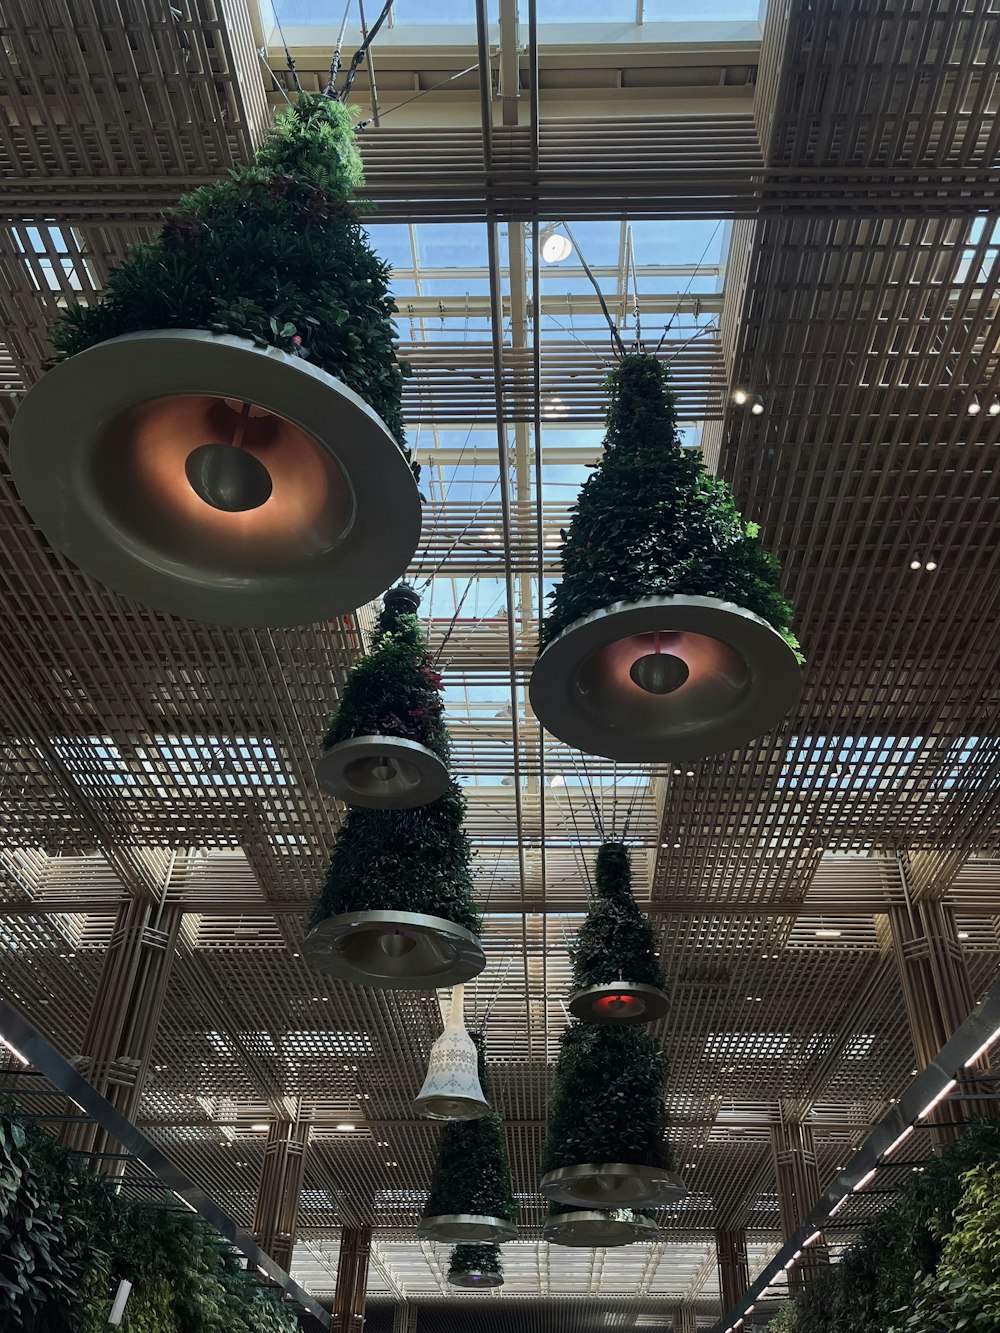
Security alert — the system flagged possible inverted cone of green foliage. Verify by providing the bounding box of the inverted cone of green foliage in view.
[423,1034,517,1223]
[310,778,480,933]
[572,842,665,991]
[449,1243,503,1281]
[769,1121,1000,1333]
[50,95,409,457]
[322,585,448,759]
[0,1104,297,1333]
[541,1024,671,1172]
[541,355,799,658]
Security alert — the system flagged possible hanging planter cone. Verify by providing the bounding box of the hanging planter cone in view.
[530,356,802,761]
[539,1024,688,1212]
[447,1244,504,1288]
[316,584,450,809]
[414,985,491,1121]
[543,1207,658,1248]
[420,1033,518,1244]
[568,843,668,1026]
[10,97,419,628]
[305,783,485,990]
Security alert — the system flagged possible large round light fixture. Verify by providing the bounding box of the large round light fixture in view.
[543,1209,657,1248]
[417,1214,518,1243]
[540,225,573,264]
[539,1161,687,1209]
[530,595,802,761]
[302,910,485,990]
[567,982,668,1026]
[316,736,450,809]
[10,330,421,627]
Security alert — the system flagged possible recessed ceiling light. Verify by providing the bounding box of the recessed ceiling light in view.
[250,1123,269,1132]
[815,928,842,938]
[336,1123,357,1132]
[924,559,937,571]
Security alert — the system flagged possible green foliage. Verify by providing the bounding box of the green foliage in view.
[769,1122,1000,1333]
[449,1244,502,1280]
[323,590,448,758]
[49,95,410,455]
[424,1033,516,1223]
[900,1162,1000,1332]
[541,1024,671,1172]
[572,842,665,990]
[541,355,800,659]
[311,779,480,934]
[0,1105,296,1333]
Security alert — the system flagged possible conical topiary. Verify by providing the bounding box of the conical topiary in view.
[541,1024,670,1175]
[448,1243,503,1287]
[12,92,420,627]
[542,355,797,655]
[420,1033,517,1241]
[572,842,664,991]
[530,354,802,762]
[322,586,447,761]
[51,95,410,458]
[309,784,481,931]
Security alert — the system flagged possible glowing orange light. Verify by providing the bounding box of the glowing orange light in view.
[596,993,639,1015]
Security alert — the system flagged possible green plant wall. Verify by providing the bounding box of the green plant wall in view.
[767,1121,1000,1333]
[0,1105,299,1333]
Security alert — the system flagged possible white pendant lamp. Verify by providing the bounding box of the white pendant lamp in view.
[413,985,491,1121]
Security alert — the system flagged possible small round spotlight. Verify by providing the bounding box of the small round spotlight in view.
[750,394,765,415]
[732,387,749,406]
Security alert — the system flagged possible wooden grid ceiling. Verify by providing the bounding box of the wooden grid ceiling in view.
[1,0,1000,1325]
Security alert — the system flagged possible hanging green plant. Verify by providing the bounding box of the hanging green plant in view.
[568,842,667,1025]
[530,354,802,762]
[539,1023,685,1210]
[419,1033,518,1243]
[305,777,485,990]
[10,93,420,627]
[316,584,451,809]
[448,1243,504,1288]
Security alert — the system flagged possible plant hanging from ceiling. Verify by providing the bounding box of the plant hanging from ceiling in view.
[448,1243,504,1288]
[419,1032,518,1243]
[568,841,667,1024]
[316,583,450,809]
[10,92,420,627]
[305,773,484,989]
[539,1022,684,1212]
[530,353,802,762]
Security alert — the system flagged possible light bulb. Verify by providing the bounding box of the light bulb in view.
[732,387,749,406]
[750,394,765,415]
[967,395,981,416]
[925,559,937,571]
[990,398,1000,416]
[910,558,922,570]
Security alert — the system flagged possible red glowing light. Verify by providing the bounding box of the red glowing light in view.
[596,993,639,1015]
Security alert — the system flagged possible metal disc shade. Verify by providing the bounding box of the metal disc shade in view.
[448,1270,504,1289]
[315,736,450,809]
[417,1214,518,1243]
[413,985,490,1120]
[9,330,421,627]
[542,1210,657,1248]
[540,1162,688,1209]
[303,910,485,990]
[529,595,802,761]
[567,982,669,1026]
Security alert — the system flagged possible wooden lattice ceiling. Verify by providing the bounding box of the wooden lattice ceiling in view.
[1,0,1000,1325]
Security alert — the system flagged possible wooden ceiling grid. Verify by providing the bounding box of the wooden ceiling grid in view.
[1,0,1000,1323]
